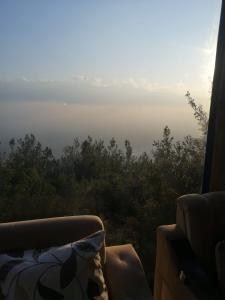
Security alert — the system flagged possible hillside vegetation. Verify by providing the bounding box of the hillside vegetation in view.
[0,92,207,283]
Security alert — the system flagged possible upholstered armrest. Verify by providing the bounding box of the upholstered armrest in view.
[104,244,152,300]
[154,225,198,300]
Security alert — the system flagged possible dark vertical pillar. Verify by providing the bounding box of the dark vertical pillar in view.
[202,0,225,192]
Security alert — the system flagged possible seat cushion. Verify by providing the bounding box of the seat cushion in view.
[105,244,152,300]
[176,192,225,272]
[0,230,108,300]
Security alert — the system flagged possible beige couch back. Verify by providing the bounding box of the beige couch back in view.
[176,192,225,272]
[0,215,106,263]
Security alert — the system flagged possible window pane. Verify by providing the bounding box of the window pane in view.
[0,0,222,284]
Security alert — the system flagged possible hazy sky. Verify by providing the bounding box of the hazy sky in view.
[0,0,222,155]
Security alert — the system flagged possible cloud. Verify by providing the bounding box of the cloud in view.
[21,76,31,82]
[73,74,187,93]
[73,74,110,88]
[0,75,186,106]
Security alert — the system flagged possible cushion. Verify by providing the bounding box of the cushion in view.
[105,245,152,300]
[176,192,225,272]
[0,230,108,300]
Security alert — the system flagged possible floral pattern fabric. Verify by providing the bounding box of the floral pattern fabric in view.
[0,230,108,300]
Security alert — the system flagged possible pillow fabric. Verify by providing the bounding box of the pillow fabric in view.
[0,230,108,300]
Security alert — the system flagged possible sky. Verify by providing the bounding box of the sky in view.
[0,0,222,155]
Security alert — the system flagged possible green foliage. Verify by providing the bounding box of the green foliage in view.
[0,96,207,285]
[185,91,208,135]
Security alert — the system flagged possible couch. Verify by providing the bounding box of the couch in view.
[0,215,152,299]
[154,191,225,300]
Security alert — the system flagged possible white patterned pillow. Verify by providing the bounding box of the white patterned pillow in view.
[0,230,108,300]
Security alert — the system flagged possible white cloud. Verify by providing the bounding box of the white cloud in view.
[73,74,187,95]
[21,76,31,82]
[73,74,109,87]
[0,75,189,106]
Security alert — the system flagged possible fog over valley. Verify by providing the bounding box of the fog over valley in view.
[0,78,203,156]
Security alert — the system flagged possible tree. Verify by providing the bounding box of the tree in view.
[185,91,208,136]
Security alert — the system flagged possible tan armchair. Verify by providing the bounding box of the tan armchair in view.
[154,191,225,300]
[0,215,152,300]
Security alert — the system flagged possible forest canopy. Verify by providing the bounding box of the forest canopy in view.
[0,93,207,283]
